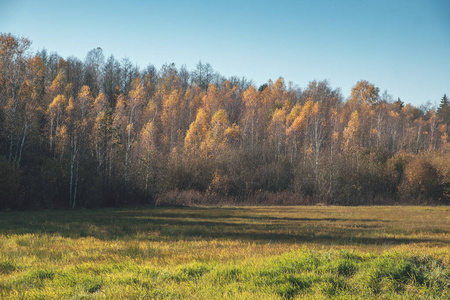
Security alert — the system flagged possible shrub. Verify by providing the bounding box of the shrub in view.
[430,152,450,203]
[398,157,442,202]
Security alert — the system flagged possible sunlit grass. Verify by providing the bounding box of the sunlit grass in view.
[0,206,449,298]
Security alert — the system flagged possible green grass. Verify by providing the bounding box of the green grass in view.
[0,206,449,299]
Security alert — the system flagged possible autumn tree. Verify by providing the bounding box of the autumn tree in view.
[138,120,157,197]
[160,88,184,151]
[184,84,204,130]
[14,56,45,167]
[114,78,147,193]
[184,108,209,154]
[350,80,380,107]
[0,33,31,162]
[47,94,67,156]
[342,110,361,168]
[240,85,261,148]
[203,81,238,121]
[91,92,112,184]
[268,108,286,159]
[286,103,302,163]
[136,94,158,197]
[308,101,324,190]
[63,85,94,208]
[204,109,231,155]
[47,67,67,101]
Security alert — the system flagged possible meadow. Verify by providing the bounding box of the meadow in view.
[0,206,449,299]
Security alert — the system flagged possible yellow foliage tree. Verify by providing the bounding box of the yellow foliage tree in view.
[240,85,260,148]
[224,123,240,146]
[47,94,67,154]
[286,104,302,163]
[202,83,221,116]
[350,80,380,107]
[184,108,209,155]
[204,109,230,154]
[268,108,286,158]
[161,88,183,149]
[342,110,361,168]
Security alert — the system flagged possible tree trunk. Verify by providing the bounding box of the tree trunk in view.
[124,124,132,190]
[72,159,79,209]
[49,118,54,153]
[8,91,16,162]
[70,152,74,207]
[54,116,59,158]
[17,114,28,168]
[69,137,78,208]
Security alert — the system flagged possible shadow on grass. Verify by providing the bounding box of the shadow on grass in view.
[0,207,448,247]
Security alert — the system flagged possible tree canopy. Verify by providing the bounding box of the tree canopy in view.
[0,33,449,209]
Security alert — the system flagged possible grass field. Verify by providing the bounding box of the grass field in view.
[0,206,449,299]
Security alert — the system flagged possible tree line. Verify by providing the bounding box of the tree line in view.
[1,33,449,209]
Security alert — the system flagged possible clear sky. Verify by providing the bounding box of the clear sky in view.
[1,0,449,107]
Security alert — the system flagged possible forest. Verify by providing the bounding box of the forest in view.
[1,33,449,209]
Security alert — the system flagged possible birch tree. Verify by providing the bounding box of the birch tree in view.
[0,34,31,162]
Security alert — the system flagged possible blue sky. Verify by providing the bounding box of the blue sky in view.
[1,0,449,107]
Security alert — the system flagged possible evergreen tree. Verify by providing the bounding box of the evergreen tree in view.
[395,98,404,109]
[438,94,449,124]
